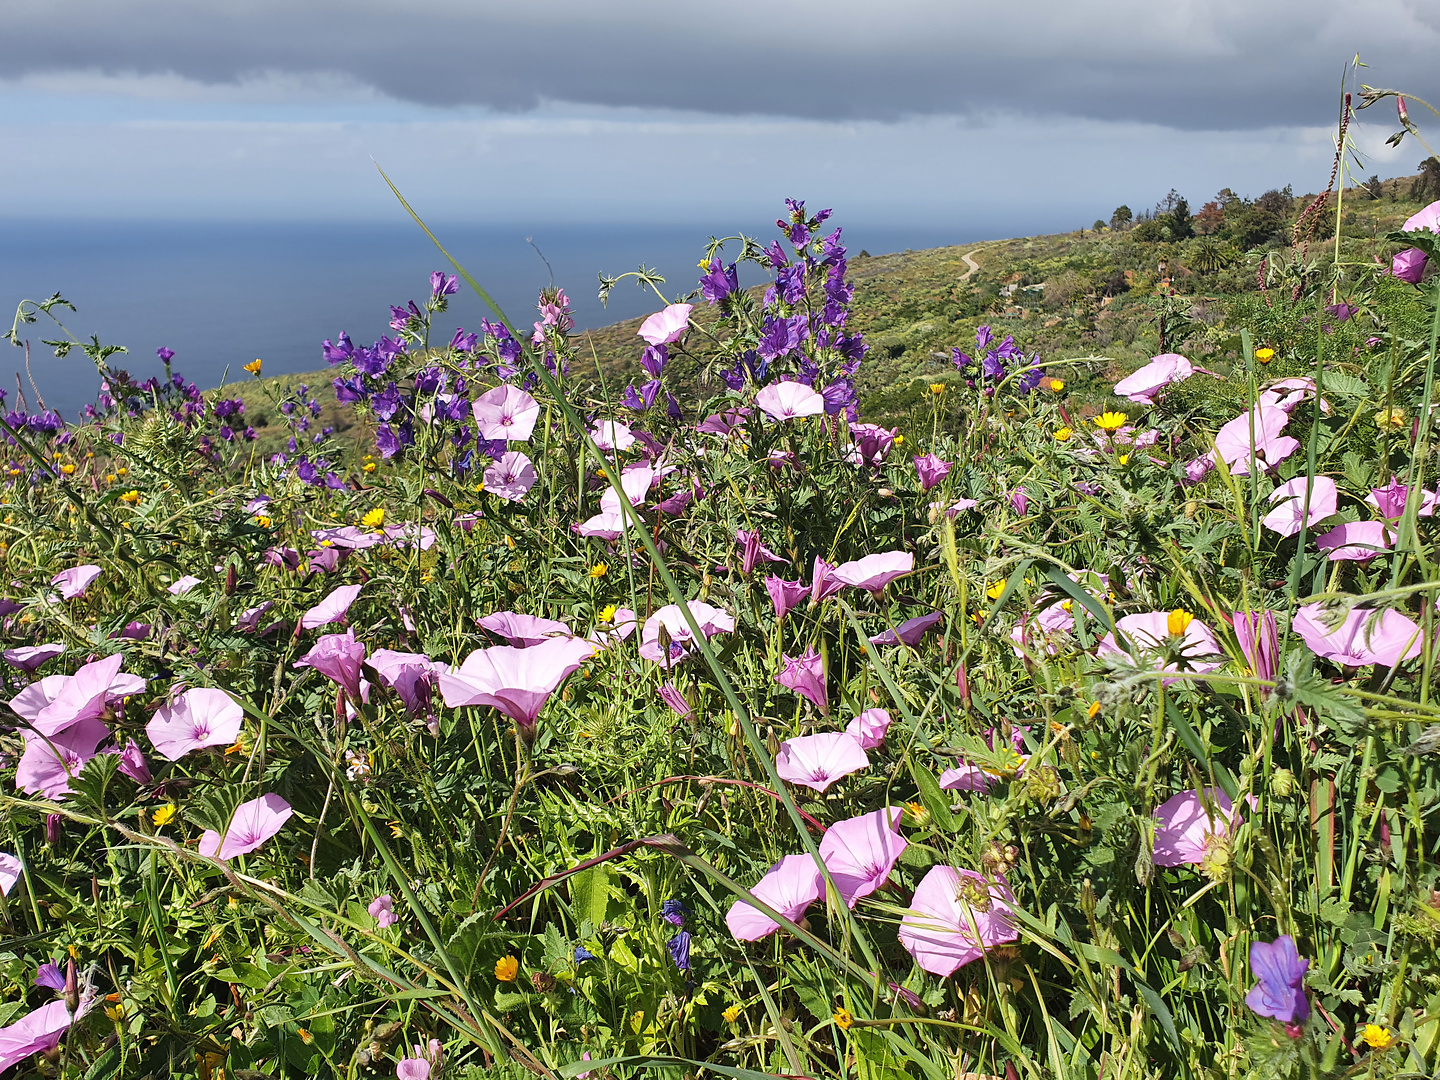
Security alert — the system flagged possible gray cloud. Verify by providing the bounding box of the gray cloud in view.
[3,0,1436,130]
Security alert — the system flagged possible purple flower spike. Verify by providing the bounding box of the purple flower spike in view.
[1246,935,1310,1025]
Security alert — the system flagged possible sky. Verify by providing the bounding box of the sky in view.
[0,1,1435,228]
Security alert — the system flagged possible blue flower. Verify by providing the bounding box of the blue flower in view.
[666,930,691,972]
[1246,936,1309,1024]
[661,899,690,927]
[573,946,595,963]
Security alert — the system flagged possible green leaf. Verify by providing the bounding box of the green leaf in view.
[568,863,615,929]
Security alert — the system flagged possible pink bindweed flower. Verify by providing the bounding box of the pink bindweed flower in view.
[810,557,844,605]
[482,451,537,502]
[477,611,572,647]
[395,1038,444,1080]
[369,894,399,928]
[0,1000,87,1074]
[819,807,907,908]
[590,419,635,452]
[436,635,597,730]
[928,497,978,518]
[589,607,638,649]
[697,407,750,435]
[309,527,383,551]
[658,682,693,720]
[1097,611,1223,683]
[1293,603,1423,667]
[1009,487,1029,516]
[898,866,1019,975]
[236,601,274,633]
[775,731,868,792]
[736,529,788,575]
[755,381,826,421]
[117,740,152,783]
[1402,199,1440,234]
[51,564,101,600]
[31,654,146,737]
[471,384,540,442]
[831,551,914,599]
[300,583,362,630]
[2,643,64,672]
[368,649,446,716]
[1366,476,1438,519]
[112,621,154,640]
[1261,476,1337,538]
[870,612,943,647]
[0,852,21,896]
[600,463,657,513]
[574,510,629,540]
[913,453,952,491]
[1233,610,1280,693]
[1214,405,1299,476]
[638,601,734,663]
[764,576,810,621]
[308,548,343,574]
[1258,377,1331,416]
[1315,521,1395,561]
[294,629,368,704]
[775,649,828,714]
[147,687,245,760]
[845,708,892,750]
[199,793,293,861]
[16,717,110,801]
[1113,353,1194,404]
[846,423,897,467]
[939,726,1028,792]
[725,853,825,941]
[1392,248,1429,284]
[166,575,202,595]
[638,303,693,346]
[262,545,303,569]
[1152,788,1255,870]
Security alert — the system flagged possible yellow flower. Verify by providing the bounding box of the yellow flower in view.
[1117,454,1130,465]
[59,463,76,475]
[1254,347,1275,364]
[505,535,515,549]
[902,800,930,826]
[598,603,618,623]
[893,434,904,445]
[120,490,141,504]
[833,1007,854,1030]
[362,462,377,473]
[1361,1024,1392,1050]
[1167,609,1194,636]
[388,821,403,838]
[68,944,80,961]
[1094,411,1128,432]
[1374,408,1407,432]
[104,1003,125,1022]
[152,804,178,828]
[243,358,263,375]
[253,515,272,529]
[296,1027,313,1044]
[1087,701,1101,719]
[360,507,385,528]
[495,955,520,982]
[1054,426,1073,442]
[589,562,608,580]
[722,1004,743,1023]
[116,466,127,476]
[929,383,946,395]
[986,581,1005,601]
[1047,378,1065,392]
[8,468,22,477]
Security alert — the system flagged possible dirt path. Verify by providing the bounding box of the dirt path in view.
[959,249,981,282]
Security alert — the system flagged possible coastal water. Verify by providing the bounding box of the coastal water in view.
[0,218,1012,419]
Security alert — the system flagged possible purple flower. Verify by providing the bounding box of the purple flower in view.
[666,930,692,972]
[737,529,788,575]
[775,649,828,714]
[914,454,952,491]
[868,612,944,648]
[156,346,174,362]
[1233,610,1279,693]
[1392,248,1429,284]
[430,271,459,299]
[369,894,399,928]
[33,963,65,991]
[899,866,1018,975]
[700,258,738,303]
[640,344,668,377]
[293,629,367,704]
[661,898,690,926]
[764,576,809,621]
[658,682,692,720]
[1246,936,1310,1025]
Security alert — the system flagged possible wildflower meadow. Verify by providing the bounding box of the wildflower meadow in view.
[3,89,1440,1080]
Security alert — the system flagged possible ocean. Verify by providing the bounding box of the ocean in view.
[0,218,1007,420]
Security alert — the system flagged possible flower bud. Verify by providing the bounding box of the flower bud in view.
[1269,767,1296,798]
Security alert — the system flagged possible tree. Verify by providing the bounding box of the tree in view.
[1230,205,1284,250]
[1195,201,1224,235]
[1165,197,1193,241]
[1188,237,1233,275]
[1157,189,1186,215]
[1365,175,1385,200]
[1411,157,1440,202]
[1255,189,1290,215]
[1093,220,1106,234]
[1110,205,1133,230]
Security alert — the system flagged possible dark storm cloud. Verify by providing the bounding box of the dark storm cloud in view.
[3,0,1436,129]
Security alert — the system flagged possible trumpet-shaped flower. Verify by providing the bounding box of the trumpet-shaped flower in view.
[725,853,824,941]
[300,584,361,630]
[846,423,897,467]
[638,601,734,663]
[1097,611,1222,682]
[1113,353,1193,404]
[810,557,844,604]
[2,643,64,672]
[638,303,693,346]
[1214,405,1298,475]
[1261,476,1337,538]
[471,384,540,442]
[775,649,828,713]
[1392,248,1429,283]
[1293,603,1422,667]
[369,894,399,928]
[755,381,825,421]
[898,866,1019,975]
[1246,936,1310,1024]
[31,654,146,737]
[1402,199,1440,234]
[147,687,245,761]
[913,454,952,491]
[51,564,101,600]
[775,731,868,792]
[483,451,537,502]
[437,635,597,729]
[0,852,20,896]
[1152,788,1253,868]
[832,551,914,598]
[869,612,943,647]
[16,717,110,801]
[764,576,810,621]
[845,708,892,749]
[819,807,907,907]
[1366,476,1438,519]
[477,612,572,647]
[1315,521,1395,561]
[294,629,368,703]
[166,575,202,595]
[737,529,788,574]
[117,740,152,784]
[590,419,635,452]
[199,793,293,861]
[368,649,446,716]
[1233,610,1279,691]
[0,1000,86,1074]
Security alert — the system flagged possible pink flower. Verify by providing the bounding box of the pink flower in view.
[832,551,914,598]
[939,726,1028,792]
[846,423,897,467]
[294,629,368,703]
[775,649,828,714]
[1009,487,1029,516]
[845,708,892,750]
[1113,353,1194,404]
[2,643,64,672]
[477,611,572,647]
[0,1000,85,1074]
[147,687,244,760]
[600,463,657,513]
[697,407,750,435]
[367,649,445,716]
[1233,610,1279,691]
[310,526,383,550]
[914,454,952,491]
[395,1039,443,1080]
[775,731,868,792]
[1258,377,1331,415]
[1214,405,1298,476]
[1402,199,1440,234]
[764,576,810,621]
[117,740,152,784]
[755,381,826,421]
[51,564,101,600]
[658,682,692,720]
[483,451,537,501]
[236,601,274,633]
[199,793,293,861]
[300,584,362,630]
[0,852,22,896]
[1392,248,1429,284]
[725,853,824,940]
[471,384,540,442]
[1293,603,1422,667]
[574,511,630,539]
[1152,788,1253,868]
[810,557,844,605]
[30,653,145,737]
[819,807,907,907]
[436,636,597,729]
[16,717,111,801]
[737,529,788,575]
[1367,476,1439,519]
[898,866,1018,975]
[1097,611,1223,682]
[1260,476,1337,538]
[638,303,693,346]
[928,497,978,518]
[590,419,635,452]
[166,575,202,595]
[1315,521,1395,561]
[369,894,399,928]
[870,612,943,647]
[638,601,734,663]
[589,607,638,648]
